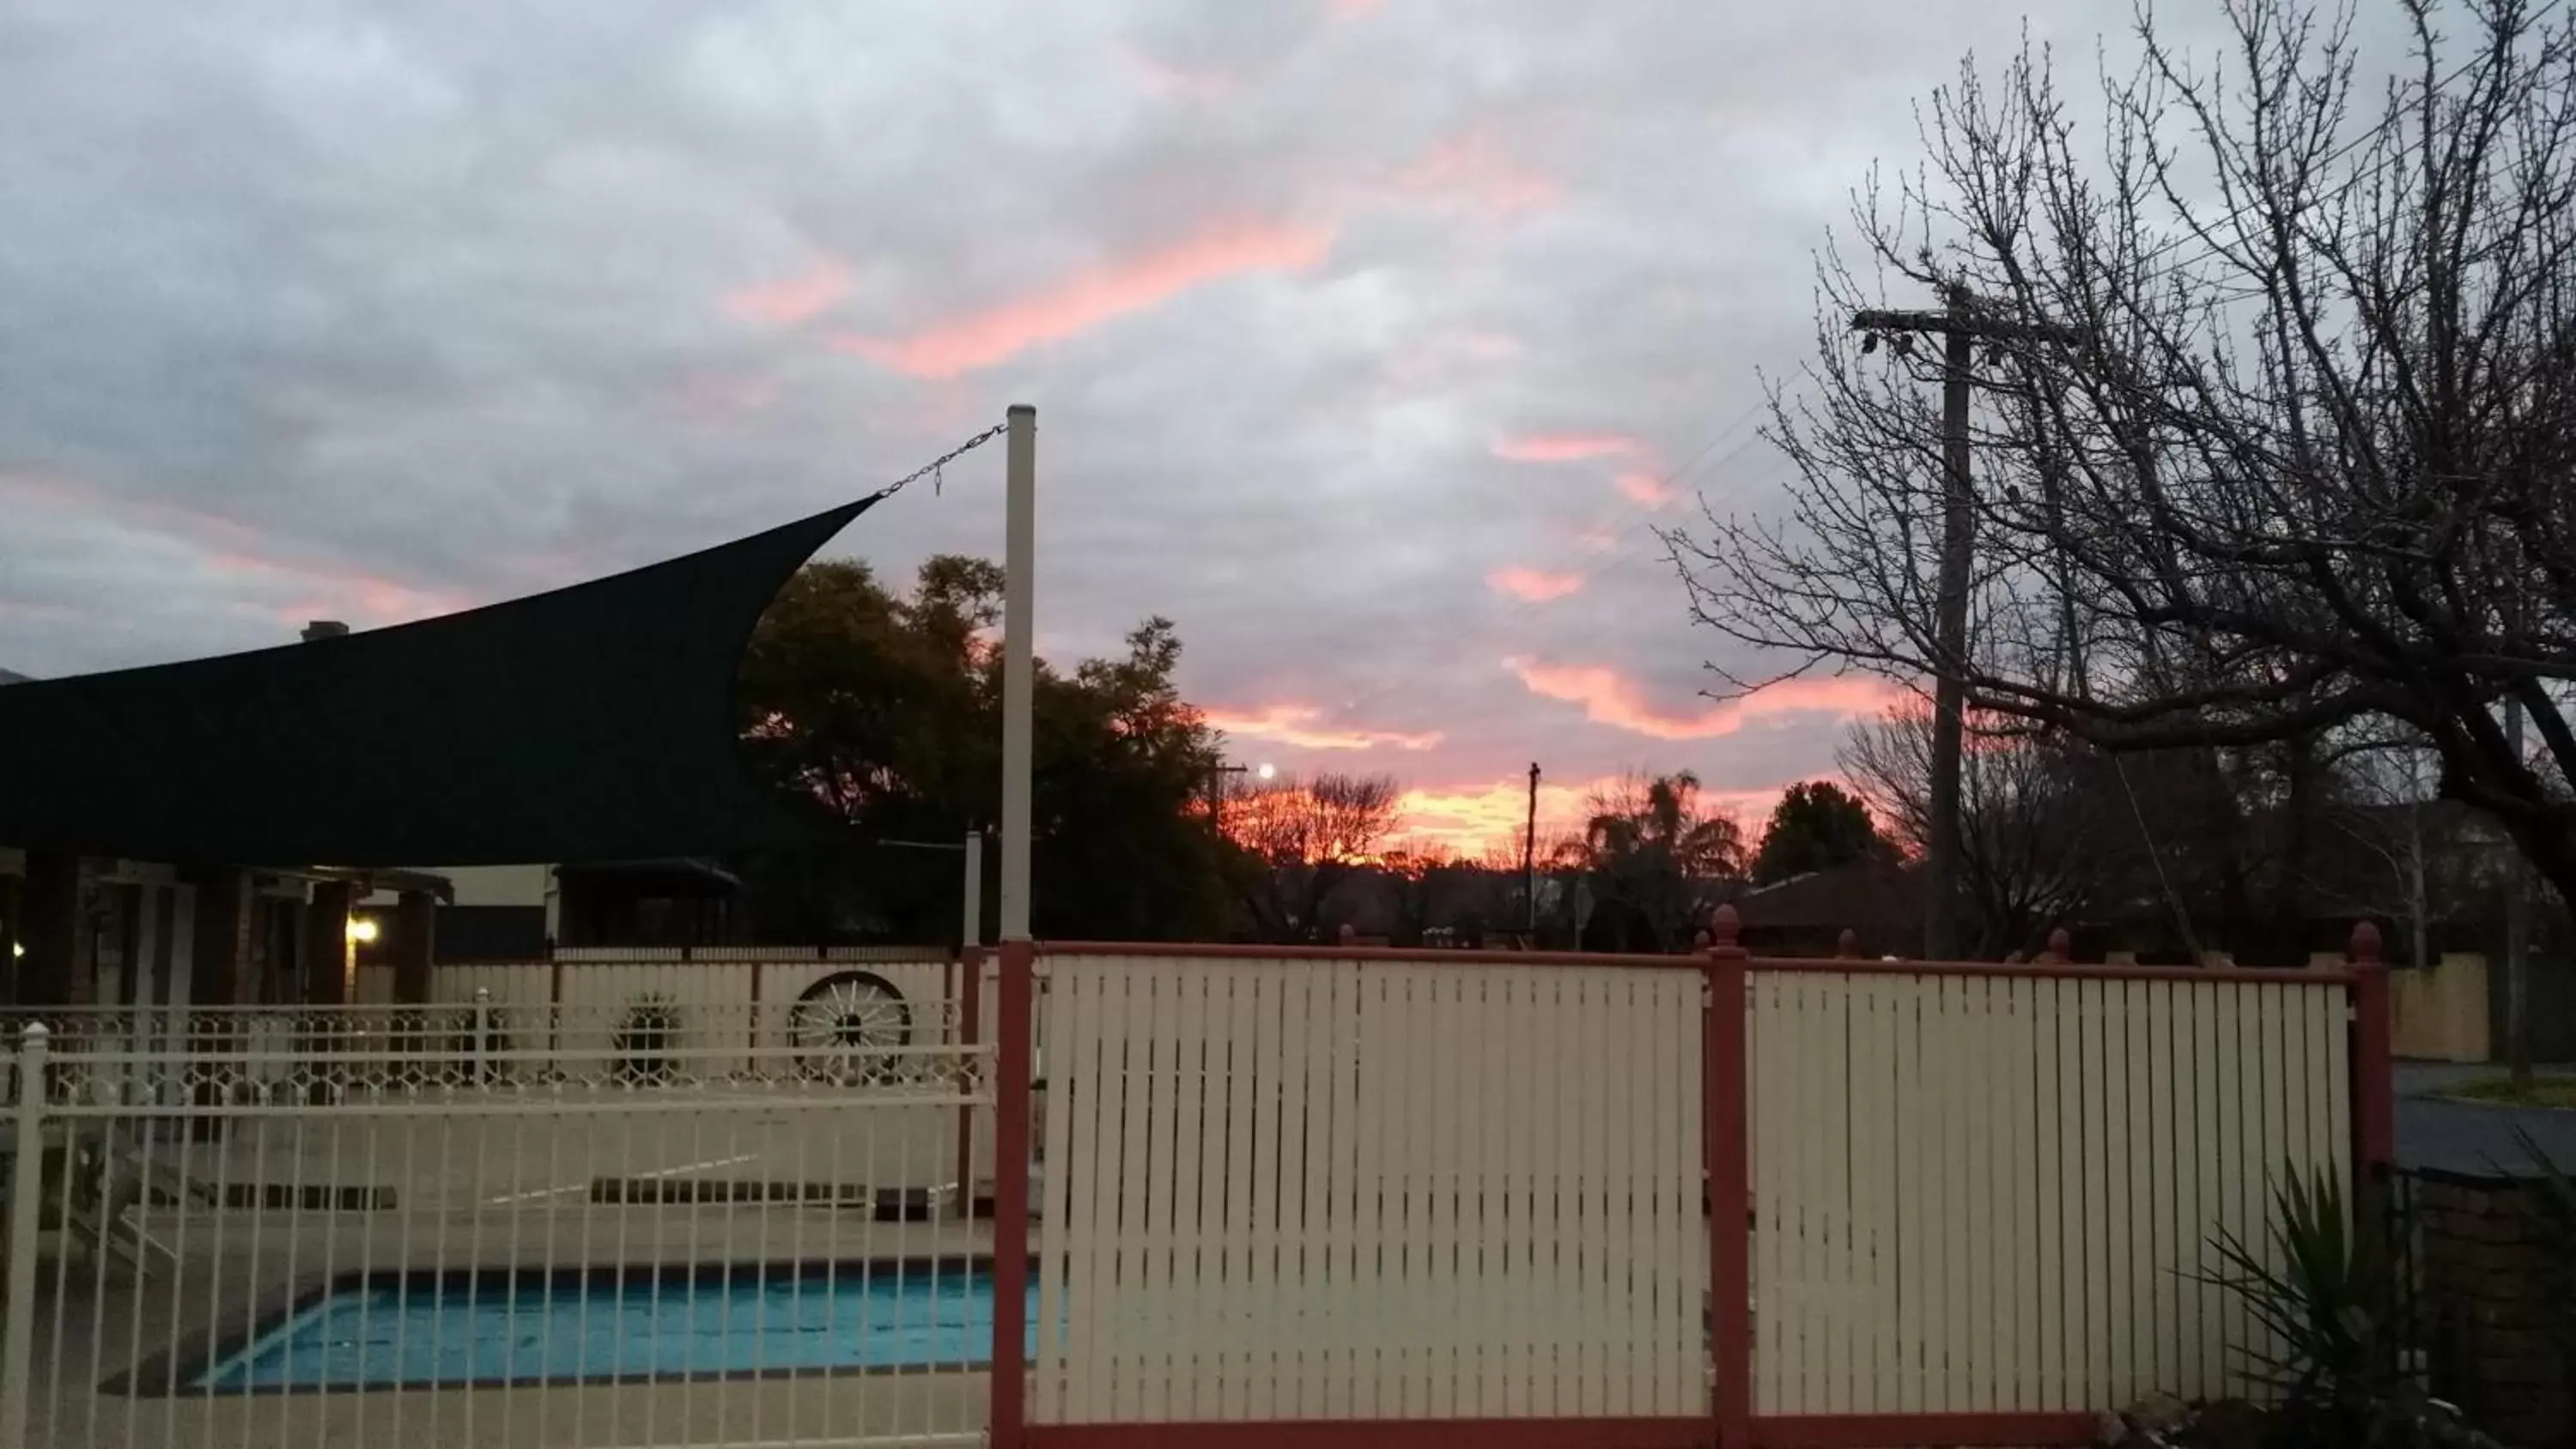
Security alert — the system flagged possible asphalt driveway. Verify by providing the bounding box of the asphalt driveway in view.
[2394,1061,2576,1176]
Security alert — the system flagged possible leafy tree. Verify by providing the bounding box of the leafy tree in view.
[1558,771,1745,952]
[1750,780,1885,886]
[734,556,1230,942]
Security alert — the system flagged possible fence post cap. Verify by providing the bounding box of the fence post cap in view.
[15,1021,46,1045]
[2349,919,2384,965]
[2046,926,2072,961]
[1835,928,1859,959]
[1710,904,1742,952]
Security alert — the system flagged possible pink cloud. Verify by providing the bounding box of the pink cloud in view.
[1492,433,1642,464]
[1327,0,1384,18]
[1396,130,1562,218]
[0,469,265,553]
[0,471,468,632]
[667,371,781,424]
[835,218,1335,379]
[1509,659,1905,741]
[1114,42,1233,100]
[1486,566,1584,602]
[1576,528,1619,553]
[724,260,855,326]
[204,549,465,627]
[1206,702,1443,753]
[1383,330,1522,388]
[1615,470,1675,507]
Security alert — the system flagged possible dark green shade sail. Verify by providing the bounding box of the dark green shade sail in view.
[0,497,878,867]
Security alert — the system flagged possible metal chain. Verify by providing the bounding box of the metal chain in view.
[866,421,1009,504]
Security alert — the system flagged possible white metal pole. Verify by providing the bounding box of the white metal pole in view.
[999,404,1037,942]
[962,829,984,949]
[1,1024,49,1449]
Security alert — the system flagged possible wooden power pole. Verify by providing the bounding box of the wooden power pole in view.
[1852,285,2077,960]
[1522,761,1540,939]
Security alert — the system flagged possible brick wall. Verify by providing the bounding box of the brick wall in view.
[2415,1170,2573,1446]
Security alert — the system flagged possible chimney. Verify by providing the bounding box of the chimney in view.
[300,621,350,643]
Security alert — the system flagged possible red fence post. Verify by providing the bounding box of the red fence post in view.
[990,939,1034,1449]
[2348,921,2395,1179]
[1707,906,1753,1448]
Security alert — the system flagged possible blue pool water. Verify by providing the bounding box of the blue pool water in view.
[197,1268,1036,1391]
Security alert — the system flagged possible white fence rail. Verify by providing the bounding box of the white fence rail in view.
[1,1011,994,1449]
[352,955,955,1034]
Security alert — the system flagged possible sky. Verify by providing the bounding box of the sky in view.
[0,0,2281,856]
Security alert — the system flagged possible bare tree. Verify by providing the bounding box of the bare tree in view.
[2308,729,2443,965]
[1839,704,2117,955]
[1667,1,2576,917]
[1227,772,1403,943]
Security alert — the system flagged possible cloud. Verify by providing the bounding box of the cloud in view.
[1113,42,1234,100]
[834,217,1336,379]
[723,259,856,326]
[1485,566,1583,602]
[0,0,2181,789]
[204,549,465,627]
[1206,702,1443,753]
[1394,775,1601,857]
[1492,433,1643,464]
[1394,129,1562,218]
[1326,0,1385,20]
[1614,470,1675,507]
[1509,659,1905,741]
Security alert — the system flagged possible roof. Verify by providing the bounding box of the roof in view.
[556,857,743,889]
[1734,856,1923,930]
[0,496,881,866]
[0,670,30,685]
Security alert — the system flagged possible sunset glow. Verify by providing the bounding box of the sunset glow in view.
[1394,773,1799,858]
[1485,567,1584,602]
[1614,470,1675,507]
[1396,130,1563,218]
[1510,660,1905,741]
[723,260,856,327]
[1205,703,1443,753]
[1492,433,1642,464]
[835,218,1335,379]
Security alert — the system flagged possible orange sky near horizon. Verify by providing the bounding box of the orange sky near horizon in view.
[1207,668,1911,858]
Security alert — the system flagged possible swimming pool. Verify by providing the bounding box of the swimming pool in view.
[190,1265,1035,1391]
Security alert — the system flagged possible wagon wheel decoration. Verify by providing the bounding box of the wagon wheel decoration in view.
[788,971,913,1083]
